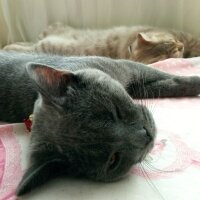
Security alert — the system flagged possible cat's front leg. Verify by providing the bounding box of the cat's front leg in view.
[144,75,200,98]
[34,36,74,55]
[127,73,200,98]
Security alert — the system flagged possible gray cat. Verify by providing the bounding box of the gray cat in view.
[0,51,200,196]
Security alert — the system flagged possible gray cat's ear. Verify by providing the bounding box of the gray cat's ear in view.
[137,33,152,46]
[16,159,67,196]
[26,63,75,97]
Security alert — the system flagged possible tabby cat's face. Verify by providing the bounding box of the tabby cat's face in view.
[129,32,184,64]
[17,63,156,195]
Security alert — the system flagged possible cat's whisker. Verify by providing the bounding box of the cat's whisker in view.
[140,72,149,108]
[151,100,159,116]
[145,98,157,115]
[142,161,166,173]
[147,88,161,115]
[139,163,166,200]
[129,78,143,107]
[143,160,178,173]
[133,71,145,107]
[142,84,158,115]
[143,85,154,111]
[138,71,144,100]
[134,69,159,115]
[143,77,156,113]
[144,88,157,114]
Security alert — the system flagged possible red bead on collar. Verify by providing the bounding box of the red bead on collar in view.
[23,114,33,132]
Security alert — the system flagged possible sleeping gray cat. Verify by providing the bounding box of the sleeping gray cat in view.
[0,51,200,196]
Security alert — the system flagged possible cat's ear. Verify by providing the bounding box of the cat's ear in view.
[16,159,67,196]
[26,63,75,98]
[136,33,152,46]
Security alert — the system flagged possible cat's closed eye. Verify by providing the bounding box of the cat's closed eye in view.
[177,45,184,51]
[128,45,132,54]
[115,106,122,120]
[111,105,122,121]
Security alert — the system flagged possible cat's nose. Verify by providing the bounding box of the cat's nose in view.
[177,43,184,51]
[140,128,152,144]
[134,128,152,148]
[145,129,153,144]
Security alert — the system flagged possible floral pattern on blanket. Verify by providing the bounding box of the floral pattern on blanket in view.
[133,128,200,179]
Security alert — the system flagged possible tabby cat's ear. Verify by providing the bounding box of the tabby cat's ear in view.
[137,33,152,46]
[26,63,75,98]
[16,159,67,196]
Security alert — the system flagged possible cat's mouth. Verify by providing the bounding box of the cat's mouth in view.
[144,128,153,144]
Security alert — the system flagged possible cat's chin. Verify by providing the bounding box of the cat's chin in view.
[94,173,129,183]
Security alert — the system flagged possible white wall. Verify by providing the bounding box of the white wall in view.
[0,0,200,48]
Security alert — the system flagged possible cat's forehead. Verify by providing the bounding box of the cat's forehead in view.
[75,68,131,99]
[147,31,175,42]
[76,68,111,83]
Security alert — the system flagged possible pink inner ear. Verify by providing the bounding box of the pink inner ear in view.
[35,66,70,86]
[137,33,151,46]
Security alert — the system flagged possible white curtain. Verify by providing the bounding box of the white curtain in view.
[0,0,200,48]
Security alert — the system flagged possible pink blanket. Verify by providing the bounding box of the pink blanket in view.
[0,57,200,200]
[0,125,22,200]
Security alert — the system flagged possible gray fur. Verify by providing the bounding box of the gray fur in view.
[0,51,200,196]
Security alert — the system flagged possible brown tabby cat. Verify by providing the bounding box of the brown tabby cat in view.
[3,23,200,64]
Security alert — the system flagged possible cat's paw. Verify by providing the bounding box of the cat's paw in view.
[38,22,69,39]
[175,76,200,96]
[35,36,70,55]
[3,42,34,52]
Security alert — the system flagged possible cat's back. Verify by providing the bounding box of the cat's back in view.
[0,51,136,90]
[33,25,154,58]
[47,25,151,38]
[0,51,132,122]
[0,52,38,122]
[0,51,124,77]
